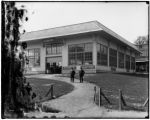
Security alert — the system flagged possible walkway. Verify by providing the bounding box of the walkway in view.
[25,74,147,118]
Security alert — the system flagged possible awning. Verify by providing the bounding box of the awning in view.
[136,60,149,62]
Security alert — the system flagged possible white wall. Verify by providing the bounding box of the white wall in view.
[62,41,68,67]
[66,34,94,45]
[25,33,137,74]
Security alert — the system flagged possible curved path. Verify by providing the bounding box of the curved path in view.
[26,74,147,118]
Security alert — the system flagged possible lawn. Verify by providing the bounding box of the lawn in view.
[83,72,148,111]
[27,78,74,102]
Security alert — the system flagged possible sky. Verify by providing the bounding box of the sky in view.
[16,2,148,43]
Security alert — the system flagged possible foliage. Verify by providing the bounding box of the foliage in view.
[2,1,35,118]
[134,35,148,45]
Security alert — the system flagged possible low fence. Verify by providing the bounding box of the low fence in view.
[45,84,55,98]
[93,86,148,111]
[37,84,55,103]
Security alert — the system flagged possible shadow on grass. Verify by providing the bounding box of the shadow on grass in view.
[96,99,148,112]
[94,90,148,112]
[123,105,147,112]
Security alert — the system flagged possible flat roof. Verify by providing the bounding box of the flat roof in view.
[19,20,140,53]
[136,57,149,62]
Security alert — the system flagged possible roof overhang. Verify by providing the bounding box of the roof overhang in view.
[19,21,141,53]
[98,31,141,54]
[19,30,101,43]
[136,60,149,62]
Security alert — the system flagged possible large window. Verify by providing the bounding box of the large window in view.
[109,48,117,67]
[46,44,62,55]
[131,57,135,70]
[118,52,124,68]
[97,44,108,66]
[68,43,92,65]
[125,55,130,70]
[27,48,40,67]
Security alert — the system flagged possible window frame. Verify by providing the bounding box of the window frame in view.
[125,54,130,70]
[118,52,125,68]
[27,48,40,67]
[131,57,135,70]
[97,43,108,66]
[68,43,93,65]
[46,43,62,55]
[109,48,117,67]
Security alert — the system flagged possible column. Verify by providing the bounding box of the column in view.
[108,42,110,67]
[130,50,132,71]
[41,41,46,73]
[62,42,68,67]
[117,46,119,68]
[93,41,97,67]
[124,48,126,70]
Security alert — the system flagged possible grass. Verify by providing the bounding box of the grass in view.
[27,78,74,102]
[83,72,148,111]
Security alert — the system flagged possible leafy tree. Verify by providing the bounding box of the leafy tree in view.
[134,35,148,45]
[2,2,35,118]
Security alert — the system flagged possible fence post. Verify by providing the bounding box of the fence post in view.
[94,86,96,103]
[45,84,54,98]
[119,89,122,110]
[51,84,54,98]
[99,87,102,107]
[143,98,149,107]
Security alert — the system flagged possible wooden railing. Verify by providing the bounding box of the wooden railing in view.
[94,86,148,111]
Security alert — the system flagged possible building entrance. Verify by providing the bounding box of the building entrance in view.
[46,57,62,74]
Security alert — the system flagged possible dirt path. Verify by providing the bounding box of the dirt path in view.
[26,74,148,118]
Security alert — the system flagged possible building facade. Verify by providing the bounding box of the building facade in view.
[20,21,140,74]
[135,44,149,73]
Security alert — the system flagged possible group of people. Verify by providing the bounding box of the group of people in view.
[70,67,85,83]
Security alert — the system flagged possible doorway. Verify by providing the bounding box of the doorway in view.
[46,57,62,74]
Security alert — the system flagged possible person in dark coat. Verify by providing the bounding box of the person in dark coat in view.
[26,82,32,95]
[79,67,85,83]
[70,67,76,82]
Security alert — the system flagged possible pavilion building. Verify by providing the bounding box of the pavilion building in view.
[20,21,140,74]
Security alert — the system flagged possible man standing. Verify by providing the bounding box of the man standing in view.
[70,67,76,82]
[79,67,85,83]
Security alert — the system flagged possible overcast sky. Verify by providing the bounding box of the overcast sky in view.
[16,2,148,43]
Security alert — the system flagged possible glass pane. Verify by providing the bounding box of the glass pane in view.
[69,45,76,53]
[51,44,57,54]
[109,48,117,67]
[100,45,104,53]
[76,44,84,52]
[97,52,101,65]
[126,55,130,69]
[46,47,52,55]
[131,57,135,70]
[29,58,34,67]
[100,54,107,65]
[76,53,83,65]
[57,44,62,54]
[85,52,92,65]
[119,52,124,68]
[28,49,34,56]
[126,55,130,61]
[85,43,92,52]
[97,44,100,52]
[35,49,40,56]
[69,53,76,65]
[103,46,107,54]
[34,56,40,66]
